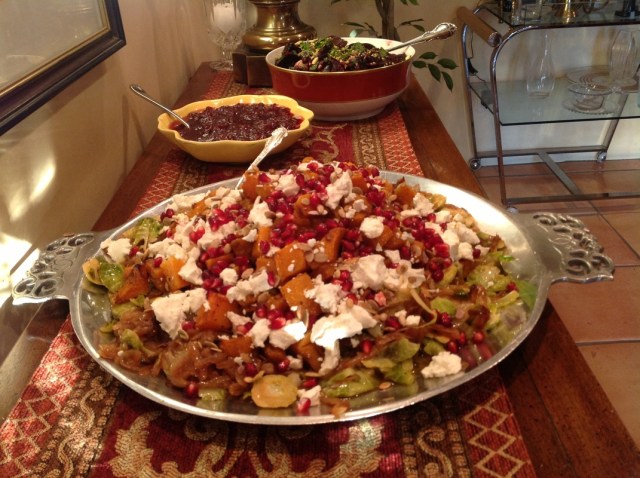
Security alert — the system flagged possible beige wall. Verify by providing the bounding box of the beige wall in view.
[2,0,638,305]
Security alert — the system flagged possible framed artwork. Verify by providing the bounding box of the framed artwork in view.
[0,0,126,135]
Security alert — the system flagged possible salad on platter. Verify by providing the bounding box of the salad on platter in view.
[83,158,535,416]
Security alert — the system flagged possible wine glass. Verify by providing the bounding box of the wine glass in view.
[203,0,246,70]
[608,29,637,92]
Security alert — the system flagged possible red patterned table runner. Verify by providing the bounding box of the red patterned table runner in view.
[0,72,536,477]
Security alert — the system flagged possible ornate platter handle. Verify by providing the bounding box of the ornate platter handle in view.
[517,212,615,285]
[12,231,108,305]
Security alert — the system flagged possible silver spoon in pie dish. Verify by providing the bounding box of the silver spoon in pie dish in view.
[386,22,457,53]
[129,84,190,129]
[235,126,289,189]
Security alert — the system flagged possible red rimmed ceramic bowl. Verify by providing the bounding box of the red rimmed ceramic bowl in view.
[265,38,415,121]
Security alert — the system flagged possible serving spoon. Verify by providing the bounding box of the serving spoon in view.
[386,22,457,53]
[129,84,190,129]
[235,126,289,189]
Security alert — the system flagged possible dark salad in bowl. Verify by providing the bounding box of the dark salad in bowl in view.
[275,36,407,72]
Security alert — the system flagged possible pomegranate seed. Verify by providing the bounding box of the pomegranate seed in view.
[341,280,353,292]
[360,339,374,355]
[339,270,351,281]
[506,282,518,292]
[472,331,485,344]
[386,316,401,329]
[267,309,282,321]
[472,248,481,259]
[256,305,268,318]
[270,317,287,330]
[437,312,452,327]
[432,269,444,282]
[307,161,319,172]
[434,243,450,258]
[399,245,411,260]
[458,332,467,346]
[165,208,175,219]
[341,240,356,252]
[182,321,195,331]
[295,173,306,187]
[345,229,359,241]
[374,292,387,307]
[153,256,163,267]
[184,381,199,399]
[258,172,270,183]
[426,213,436,223]
[446,340,458,354]
[276,359,290,373]
[259,240,270,255]
[244,363,258,377]
[296,397,312,414]
[267,271,277,287]
[302,377,318,389]
[237,322,253,335]
[128,246,139,257]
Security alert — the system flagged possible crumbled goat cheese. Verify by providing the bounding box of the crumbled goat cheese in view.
[311,302,376,351]
[151,288,208,339]
[304,279,343,313]
[219,267,239,286]
[435,210,452,223]
[248,319,271,348]
[199,221,237,249]
[413,193,435,215]
[441,229,461,260]
[227,311,251,327]
[269,321,308,350]
[451,222,480,245]
[325,170,353,209]
[384,260,426,290]
[242,229,257,242]
[179,256,203,285]
[420,351,462,378]
[248,198,273,227]
[100,238,132,263]
[226,269,272,302]
[167,192,207,212]
[148,238,188,261]
[277,173,301,197]
[458,242,474,261]
[360,216,385,239]
[351,254,387,290]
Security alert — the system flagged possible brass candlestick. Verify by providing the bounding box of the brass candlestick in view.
[242,0,316,52]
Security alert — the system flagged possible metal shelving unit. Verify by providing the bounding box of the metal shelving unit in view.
[458,1,640,207]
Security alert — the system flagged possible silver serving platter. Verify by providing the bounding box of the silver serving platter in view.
[12,172,614,425]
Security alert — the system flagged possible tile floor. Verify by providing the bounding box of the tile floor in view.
[473,158,640,448]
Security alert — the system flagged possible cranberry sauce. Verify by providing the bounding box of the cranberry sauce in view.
[171,103,302,142]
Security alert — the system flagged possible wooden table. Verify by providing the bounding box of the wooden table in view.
[4,63,639,477]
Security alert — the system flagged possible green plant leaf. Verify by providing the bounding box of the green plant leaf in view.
[412,60,427,69]
[442,71,454,91]
[438,58,458,70]
[419,51,437,60]
[428,64,442,82]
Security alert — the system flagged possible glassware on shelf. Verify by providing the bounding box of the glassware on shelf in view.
[203,0,246,70]
[526,31,555,98]
[608,29,638,92]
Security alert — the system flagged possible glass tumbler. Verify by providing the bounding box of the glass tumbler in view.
[608,29,637,91]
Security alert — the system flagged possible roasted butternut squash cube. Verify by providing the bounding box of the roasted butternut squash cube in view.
[195,292,237,332]
[274,242,308,282]
[160,256,190,292]
[113,264,150,304]
[309,227,345,269]
[241,172,260,202]
[291,333,323,372]
[219,335,253,357]
[280,272,321,316]
[394,181,418,206]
